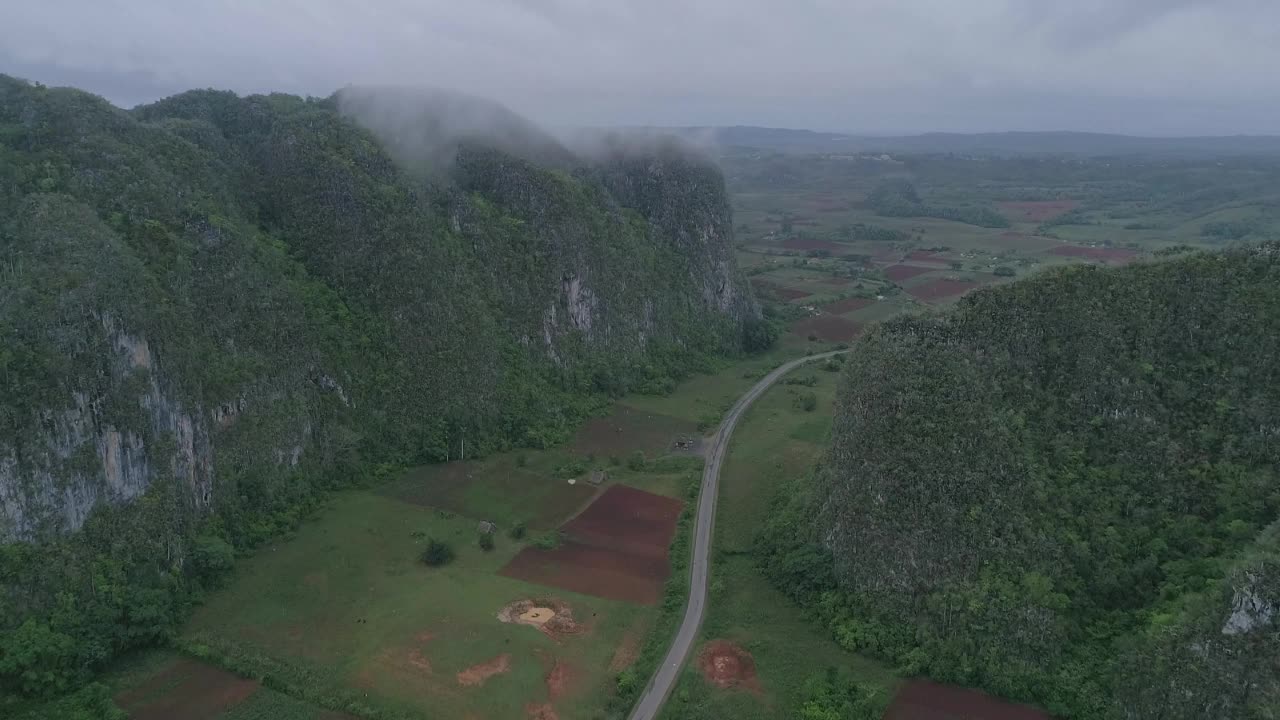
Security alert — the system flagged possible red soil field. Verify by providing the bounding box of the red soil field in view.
[822,297,874,314]
[750,278,812,301]
[998,200,1079,222]
[562,485,684,559]
[907,250,943,262]
[499,485,683,604]
[115,659,260,720]
[907,279,982,303]
[791,315,863,343]
[1049,245,1139,263]
[781,237,845,252]
[499,540,670,604]
[884,264,936,283]
[883,680,1050,720]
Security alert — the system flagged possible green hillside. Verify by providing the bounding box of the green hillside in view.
[0,75,759,706]
[761,246,1280,718]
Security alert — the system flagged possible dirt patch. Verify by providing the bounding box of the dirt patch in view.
[998,200,1079,222]
[750,279,812,301]
[571,405,698,457]
[1048,244,1139,263]
[821,297,874,314]
[545,659,575,701]
[791,314,863,343]
[884,679,1050,720]
[456,653,511,687]
[697,640,761,692]
[527,702,560,720]
[781,237,845,252]
[497,599,585,639]
[883,264,935,283]
[115,658,259,720]
[609,628,644,672]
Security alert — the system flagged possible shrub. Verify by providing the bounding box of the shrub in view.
[793,391,818,412]
[478,533,495,551]
[420,539,455,567]
[627,450,646,471]
[508,521,527,540]
[993,265,1016,277]
[515,453,528,468]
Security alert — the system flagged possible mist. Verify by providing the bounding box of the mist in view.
[5,1,1280,135]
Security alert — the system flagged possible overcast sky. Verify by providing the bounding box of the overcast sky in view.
[4,0,1279,135]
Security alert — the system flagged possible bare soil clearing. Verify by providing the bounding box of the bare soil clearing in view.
[527,702,560,720]
[562,485,684,558]
[791,314,863,342]
[545,659,574,701]
[114,658,259,720]
[456,653,512,687]
[497,598,585,639]
[696,640,761,693]
[884,264,936,283]
[883,679,1050,720]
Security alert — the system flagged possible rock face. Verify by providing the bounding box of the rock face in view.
[0,76,757,543]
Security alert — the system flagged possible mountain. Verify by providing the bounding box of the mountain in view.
[658,126,1280,158]
[0,75,758,698]
[761,246,1280,718]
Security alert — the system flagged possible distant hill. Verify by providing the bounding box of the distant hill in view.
[652,126,1280,158]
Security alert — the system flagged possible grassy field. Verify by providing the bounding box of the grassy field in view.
[107,341,827,720]
[658,362,898,720]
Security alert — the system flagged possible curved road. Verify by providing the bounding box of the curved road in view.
[629,349,847,720]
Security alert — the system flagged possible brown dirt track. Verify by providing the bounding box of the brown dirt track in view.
[884,264,936,283]
[697,640,761,692]
[115,658,259,720]
[1049,244,1138,263]
[997,200,1079,222]
[907,279,982,303]
[456,653,511,687]
[791,314,863,343]
[883,680,1049,720]
[822,297,874,314]
[499,485,683,604]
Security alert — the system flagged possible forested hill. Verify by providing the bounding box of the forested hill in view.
[0,75,757,699]
[762,246,1280,718]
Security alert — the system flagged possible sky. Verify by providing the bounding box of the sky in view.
[3,0,1279,135]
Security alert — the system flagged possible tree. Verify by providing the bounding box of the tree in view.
[478,532,495,551]
[420,539,455,567]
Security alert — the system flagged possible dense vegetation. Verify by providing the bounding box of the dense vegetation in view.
[868,180,1011,228]
[0,75,758,709]
[761,246,1280,718]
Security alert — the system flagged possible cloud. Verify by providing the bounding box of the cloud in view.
[4,0,1280,134]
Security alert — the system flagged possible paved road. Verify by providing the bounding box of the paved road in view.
[628,349,848,720]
